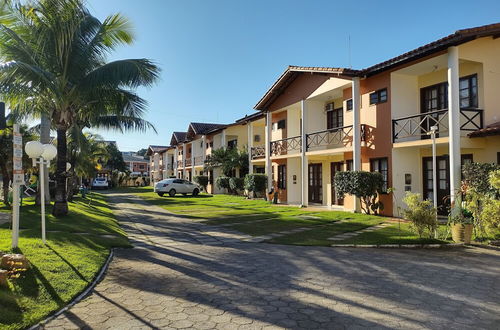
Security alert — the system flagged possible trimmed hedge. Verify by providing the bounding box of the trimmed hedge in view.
[244,174,267,197]
[229,177,244,192]
[215,176,230,190]
[194,175,208,191]
[334,171,384,214]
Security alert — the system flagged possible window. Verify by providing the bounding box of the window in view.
[200,141,203,148]
[254,134,261,142]
[277,165,286,189]
[227,139,237,149]
[277,119,286,130]
[369,88,388,105]
[139,164,145,170]
[327,107,343,129]
[346,99,353,111]
[459,74,478,108]
[370,157,389,193]
[346,160,353,171]
[188,147,191,153]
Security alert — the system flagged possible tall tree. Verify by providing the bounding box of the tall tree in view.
[0,0,159,216]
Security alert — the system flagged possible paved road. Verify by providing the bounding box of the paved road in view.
[44,192,500,329]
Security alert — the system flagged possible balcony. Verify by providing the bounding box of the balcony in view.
[177,160,183,168]
[194,156,204,166]
[251,146,265,159]
[185,158,192,167]
[270,136,301,157]
[392,108,483,142]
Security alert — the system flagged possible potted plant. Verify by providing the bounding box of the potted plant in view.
[449,204,474,244]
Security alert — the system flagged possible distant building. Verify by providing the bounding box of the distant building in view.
[122,152,150,177]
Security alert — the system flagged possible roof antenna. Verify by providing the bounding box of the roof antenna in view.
[348,35,352,69]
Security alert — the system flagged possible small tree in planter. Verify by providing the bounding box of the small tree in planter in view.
[229,177,244,195]
[244,174,267,198]
[215,176,230,193]
[402,192,438,239]
[334,171,384,214]
[194,175,209,192]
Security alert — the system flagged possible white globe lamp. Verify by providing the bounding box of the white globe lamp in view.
[25,141,44,159]
[41,144,57,161]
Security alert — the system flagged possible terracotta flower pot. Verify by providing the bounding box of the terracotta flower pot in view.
[451,223,473,244]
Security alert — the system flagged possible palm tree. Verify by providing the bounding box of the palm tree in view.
[0,0,159,215]
[66,127,108,200]
[204,147,249,177]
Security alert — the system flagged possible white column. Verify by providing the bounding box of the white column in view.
[221,130,226,148]
[247,122,253,174]
[174,148,178,177]
[182,144,186,179]
[301,100,308,207]
[448,46,461,203]
[191,143,194,174]
[265,111,272,192]
[352,77,361,212]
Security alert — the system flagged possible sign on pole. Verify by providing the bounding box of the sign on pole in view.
[11,125,22,249]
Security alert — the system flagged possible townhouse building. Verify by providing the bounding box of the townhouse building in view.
[253,23,500,216]
[146,145,175,184]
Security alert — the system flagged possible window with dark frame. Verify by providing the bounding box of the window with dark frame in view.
[346,99,353,111]
[277,119,286,130]
[346,160,353,171]
[370,157,389,193]
[277,164,286,190]
[369,89,388,105]
[227,139,237,149]
[326,104,343,129]
[459,74,478,108]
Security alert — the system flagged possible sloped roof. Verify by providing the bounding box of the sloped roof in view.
[170,132,187,145]
[362,22,500,76]
[254,23,500,111]
[254,66,358,110]
[146,145,169,156]
[468,121,500,138]
[123,154,148,163]
[189,122,226,135]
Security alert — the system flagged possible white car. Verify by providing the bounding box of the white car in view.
[91,177,109,189]
[154,178,200,197]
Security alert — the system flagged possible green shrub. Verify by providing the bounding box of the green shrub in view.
[334,171,384,214]
[244,174,267,198]
[215,176,230,191]
[229,177,244,193]
[193,175,208,192]
[462,163,500,239]
[402,192,438,238]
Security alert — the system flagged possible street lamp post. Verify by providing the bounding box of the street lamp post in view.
[428,126,438,211]
[25,141,57,244]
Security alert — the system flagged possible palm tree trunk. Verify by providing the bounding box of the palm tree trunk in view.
[53,129,68,216]
[1,163,10,206]
[36,113,51,205]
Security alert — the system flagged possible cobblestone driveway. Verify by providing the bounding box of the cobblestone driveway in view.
[44,193,500,329]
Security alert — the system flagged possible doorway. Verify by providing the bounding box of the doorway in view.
[308,163,322,204]
[422,155,449,215]
[330,162,344,205]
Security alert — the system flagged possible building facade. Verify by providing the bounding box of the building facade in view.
[253,23,500,216]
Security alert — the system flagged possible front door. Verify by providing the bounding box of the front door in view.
[420,82,447,139]
[422,156,450,215]
[308,163,322,204]
[330,162,344,205]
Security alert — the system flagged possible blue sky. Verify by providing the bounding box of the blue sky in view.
[87,0,500,151]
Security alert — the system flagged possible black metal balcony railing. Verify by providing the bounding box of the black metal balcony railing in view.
[270,136,301,156]
[185,158,192,167]
[306,125,353,151]
[251,146,265,159]
[194,156,204,165]
[392,108,484,142]
[177,160,183,168]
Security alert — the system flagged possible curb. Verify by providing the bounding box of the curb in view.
[28,249,115,330]
[330,243,466,249]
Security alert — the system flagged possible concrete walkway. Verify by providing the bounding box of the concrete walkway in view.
[43,192,500,329]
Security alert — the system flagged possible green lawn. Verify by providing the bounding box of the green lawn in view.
[333,223,449,245]
[120,186,387,237]
[0,193,129,330]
